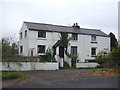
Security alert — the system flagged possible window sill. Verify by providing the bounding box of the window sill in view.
[91,55,97,57]
[91,42,97,44]
[37,38,47,40]
[71,40,78,41]
[38,53,45,55]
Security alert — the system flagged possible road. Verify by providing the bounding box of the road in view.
[3,69,118,88]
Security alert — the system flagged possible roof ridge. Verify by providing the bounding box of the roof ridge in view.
[24,21,71,28]
[80,28,101,31]
[24,21,101,30]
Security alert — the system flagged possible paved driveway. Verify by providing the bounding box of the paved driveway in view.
[3,69,118,88]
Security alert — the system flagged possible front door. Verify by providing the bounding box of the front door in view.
[59,47,64,58]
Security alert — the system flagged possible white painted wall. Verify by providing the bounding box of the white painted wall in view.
[69,34,110,62]
[18,23,29,56]
[19,29,60,56]
[1,62,59,71]
[64,54,71,67]
[76,63,99,68]
[19,23,110,63]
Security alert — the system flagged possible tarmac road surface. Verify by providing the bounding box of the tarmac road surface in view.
[3,69,118,88]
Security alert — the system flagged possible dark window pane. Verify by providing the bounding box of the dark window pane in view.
[20,32,22,39]
[25,30,27,37]
[38,31,46,38]
[38,45,45,53]
[20,46,23,53]
[71,46,77,55]
[71,33,78,40]
[31,50,33,56]
[53,47,56,55]
[91,48,96,55]
[91,35,96,41]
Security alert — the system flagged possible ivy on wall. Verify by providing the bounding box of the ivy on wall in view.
[60,32,78,67]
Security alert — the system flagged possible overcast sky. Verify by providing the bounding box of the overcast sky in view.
[0,0,119,41]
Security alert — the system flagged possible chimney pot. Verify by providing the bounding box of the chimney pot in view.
[72,22,80,28]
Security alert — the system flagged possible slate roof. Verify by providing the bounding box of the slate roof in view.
[53,40,64,48]
[24,21,109,37]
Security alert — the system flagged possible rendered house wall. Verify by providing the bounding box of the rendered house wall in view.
[18,23,29,56]
[19,24,110,62]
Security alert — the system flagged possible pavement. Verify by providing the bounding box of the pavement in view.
[2,69,119,88]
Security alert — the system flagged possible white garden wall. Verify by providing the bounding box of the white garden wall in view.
[76,63,99,68]
[1,62,59,71]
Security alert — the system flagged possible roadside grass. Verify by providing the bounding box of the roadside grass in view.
[92,68,109,72]
[77,67,96,69]
[2,71,29,80]
[89,66,118,76]
[61,67,97,70]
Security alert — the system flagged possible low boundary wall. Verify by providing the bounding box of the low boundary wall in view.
[76,62,99,68]
[1,62,59,71]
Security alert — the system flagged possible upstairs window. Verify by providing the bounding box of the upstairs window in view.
[25,30,27,38]
[20,46,23,53]
[71,33,78,40]
[91,35,96,42]
[38,31,46,38]
[71,46,77,55]
[20,32,22,39]
[38,45,45,53]
[91,47,96,56]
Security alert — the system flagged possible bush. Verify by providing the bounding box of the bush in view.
[95,50,108,65]
[96,55,106,64]
[69,54,78,67]
[110,46,120,67]
[96,46,120,68]
[39,48,53,62]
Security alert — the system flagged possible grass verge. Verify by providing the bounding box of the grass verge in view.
[2,71,28,80]
[89,67,118,76]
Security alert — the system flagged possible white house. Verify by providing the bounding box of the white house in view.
[18,21,110,67]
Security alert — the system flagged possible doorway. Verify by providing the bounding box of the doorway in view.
[59,46,64,58]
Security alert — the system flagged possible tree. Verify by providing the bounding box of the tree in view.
[109,32,118,51]
[2,37,18,55]
[11,43,18,55]
[60,32,69,50]
[111,45,120,67]
[60,32,77,67]
[2,37,11,54]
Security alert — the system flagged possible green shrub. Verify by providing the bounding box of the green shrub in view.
[39,48,53,62]
[96,46,120,68]
[95,50,108,65]
[111,46,120,67]
[96,55,106,64]
[69,54,78,67]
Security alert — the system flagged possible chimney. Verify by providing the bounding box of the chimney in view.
[72,22,80,28]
